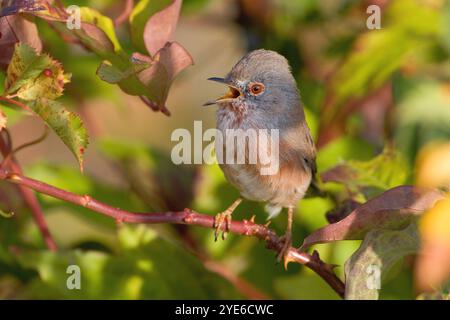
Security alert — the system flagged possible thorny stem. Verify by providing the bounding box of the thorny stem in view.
[0,168,345,298]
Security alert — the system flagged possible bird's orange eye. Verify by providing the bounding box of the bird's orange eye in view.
[249,82,265,95]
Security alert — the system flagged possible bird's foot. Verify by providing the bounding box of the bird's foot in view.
[213,198,242,241]
[213,210,233,241]
[277,232,292,270]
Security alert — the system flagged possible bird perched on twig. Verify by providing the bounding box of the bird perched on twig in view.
[204,49,317,267]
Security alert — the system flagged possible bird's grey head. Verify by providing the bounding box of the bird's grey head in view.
[204,49,300,113]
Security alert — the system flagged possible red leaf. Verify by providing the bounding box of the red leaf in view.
[136,42,193,114]
[155,41,193,81]
[0,15,42,69]
[76,21,115,54]
[300,186,444,250]
[143,0,182,56]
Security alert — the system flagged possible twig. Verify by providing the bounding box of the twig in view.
[114,0,134,26]
[0,132,57,251]
[0,168,345,298]
[0,96,32,112]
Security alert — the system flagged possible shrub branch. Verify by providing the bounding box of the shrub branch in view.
[0,168,345,298]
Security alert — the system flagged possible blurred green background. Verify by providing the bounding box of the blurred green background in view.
[0,0,449,299]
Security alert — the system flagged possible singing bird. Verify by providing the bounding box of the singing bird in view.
[204,49,317,266]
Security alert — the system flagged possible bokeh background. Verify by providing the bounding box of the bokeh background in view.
[0,0,449,299]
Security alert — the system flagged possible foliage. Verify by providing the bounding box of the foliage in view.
[0,0,449,300]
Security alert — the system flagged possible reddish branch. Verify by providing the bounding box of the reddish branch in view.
[0,167,345,298]
[0,132,57,251]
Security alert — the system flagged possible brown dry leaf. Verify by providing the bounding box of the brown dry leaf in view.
[300,186,444,250]
[0,15,42,69]
[143,0,182,56]
[415,196,450,293]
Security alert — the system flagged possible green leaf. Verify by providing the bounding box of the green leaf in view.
[275,273,340,299]
[344,223,419,300]
[5,43,71,101]
[96,57,151,96]
[30,99,88,170]
[15,226,240,299]
[4,43,52,95]
[97,42,193,114]
[321,146,410,196]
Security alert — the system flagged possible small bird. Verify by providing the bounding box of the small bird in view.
[204,49,317,267]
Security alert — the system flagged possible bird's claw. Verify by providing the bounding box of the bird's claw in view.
[277,233,293,270]
[214,210,232,241]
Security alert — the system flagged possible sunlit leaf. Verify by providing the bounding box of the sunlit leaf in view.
[4,43,70,101]
[4,43,52,95]
[30,99,88,170]
[345,223,419,300]
[79,7,122,53]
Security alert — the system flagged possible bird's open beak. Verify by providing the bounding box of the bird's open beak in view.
[203,77,242,106]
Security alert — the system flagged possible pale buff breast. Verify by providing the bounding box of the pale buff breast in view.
[216,107,314,208]
[219,157,312,208]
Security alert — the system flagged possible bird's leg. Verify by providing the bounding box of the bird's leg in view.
[214,198,242,241]
[277,206,293,269]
